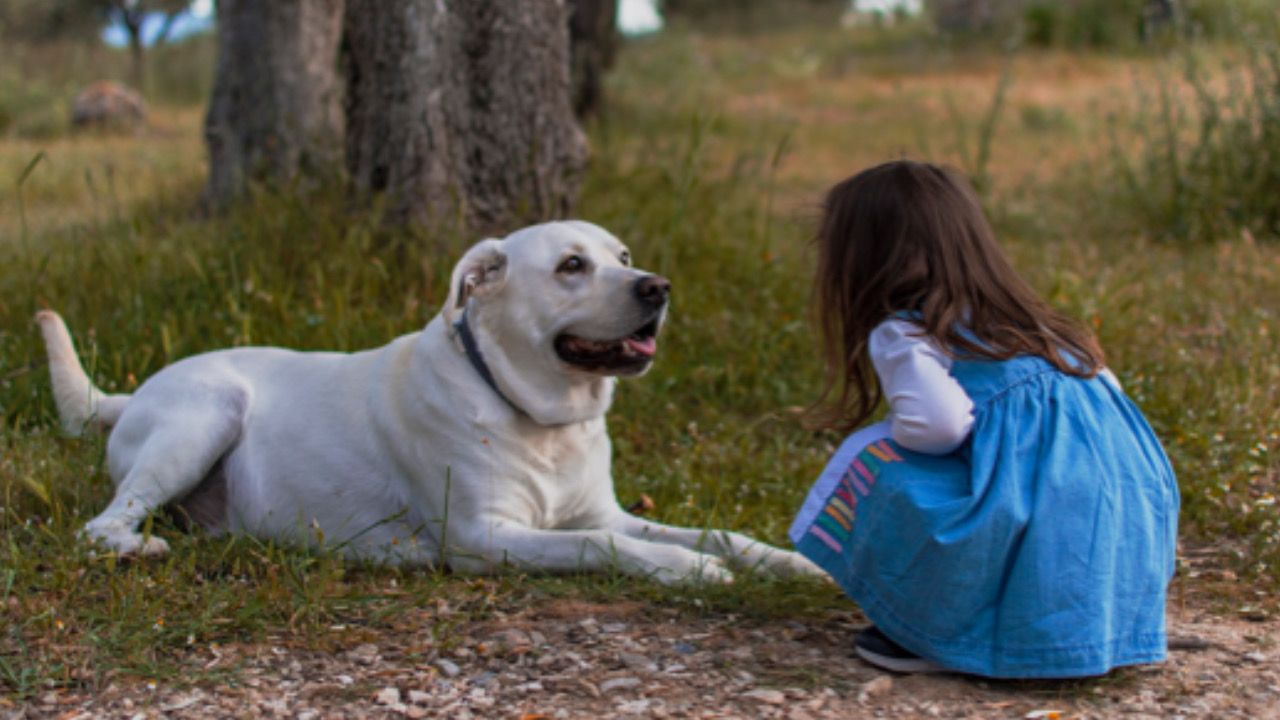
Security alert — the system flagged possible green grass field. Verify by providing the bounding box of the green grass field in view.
[2,19,1279,697]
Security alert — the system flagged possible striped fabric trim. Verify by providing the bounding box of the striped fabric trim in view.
[805,439,902,552]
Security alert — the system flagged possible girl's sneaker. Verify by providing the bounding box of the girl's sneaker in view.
[855,626,946,674]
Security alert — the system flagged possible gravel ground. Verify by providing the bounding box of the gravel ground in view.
[5,594,1277,720]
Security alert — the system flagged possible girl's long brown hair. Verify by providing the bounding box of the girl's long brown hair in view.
[809,160,1105,433]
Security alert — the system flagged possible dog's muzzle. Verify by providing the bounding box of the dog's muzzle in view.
[554,274,671,376]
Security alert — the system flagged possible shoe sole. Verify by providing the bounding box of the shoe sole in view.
[855,646,947,674]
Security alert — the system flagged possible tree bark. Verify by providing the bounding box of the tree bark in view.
[567,0,619,119]
[202,0,346,210]
[344,0,589,232]
[929,0,996,33]
[124,18,145,91]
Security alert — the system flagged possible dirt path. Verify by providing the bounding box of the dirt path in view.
[7,597,1278,720]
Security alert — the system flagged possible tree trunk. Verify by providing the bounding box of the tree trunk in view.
[202,0,346,210]
[344,0,589,232]
[929,0,996,33]
[125,19,145,91]
[567,0,619,119]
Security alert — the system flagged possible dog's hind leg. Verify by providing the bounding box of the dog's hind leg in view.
[84,387,247,557]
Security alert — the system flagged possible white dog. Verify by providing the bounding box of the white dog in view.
[38,221,818,584]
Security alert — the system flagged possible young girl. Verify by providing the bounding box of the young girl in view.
[790,160,1179,678]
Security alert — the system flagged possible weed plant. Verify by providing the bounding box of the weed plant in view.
[1110,20,1280,244]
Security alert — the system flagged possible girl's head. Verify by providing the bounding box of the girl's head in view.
[810,160,1104,431]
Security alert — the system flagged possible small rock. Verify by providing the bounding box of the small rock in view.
[618,699,653,713]
[859,675,893,702]
[515,681,545,692]
[578,679,602,698]
[1244,652,1270,663]
[1169,636,1211,651]
[375,687,401,706]
[673,641,697,654]
[491,629,532,649]
[437,659,461,677]
[743,689,786,705]
[725,646,753,661]
[620,652,658,673]
[349,644,380,666]
[406,707,429,719]
[600,677,642,693]
[408,690,431,704]
[70,80,147,130]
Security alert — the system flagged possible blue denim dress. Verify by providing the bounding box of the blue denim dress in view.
[790,354,1179,678]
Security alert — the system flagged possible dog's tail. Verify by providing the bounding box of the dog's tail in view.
[35,310,131,436]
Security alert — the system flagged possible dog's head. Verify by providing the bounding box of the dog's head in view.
[443,221,670,424]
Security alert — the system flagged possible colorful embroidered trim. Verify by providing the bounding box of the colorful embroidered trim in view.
[806,439,902,552]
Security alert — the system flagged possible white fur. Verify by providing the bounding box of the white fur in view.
[38,221,820,585]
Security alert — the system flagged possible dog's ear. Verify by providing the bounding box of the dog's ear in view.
[443,238,508,326]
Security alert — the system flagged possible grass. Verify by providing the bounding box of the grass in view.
[3,22,1280,699]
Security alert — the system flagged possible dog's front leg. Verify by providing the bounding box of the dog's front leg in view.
[605,511,822,578]
[444,520,734,585]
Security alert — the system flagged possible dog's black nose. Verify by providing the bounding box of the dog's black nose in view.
[634,275,671,307]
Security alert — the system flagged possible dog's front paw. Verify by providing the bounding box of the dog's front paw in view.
[767,551,826,579]
[651,555,734,586]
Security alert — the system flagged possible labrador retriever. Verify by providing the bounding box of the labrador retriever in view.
[37,221,818,584]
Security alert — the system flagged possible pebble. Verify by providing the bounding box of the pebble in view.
[859,675,893,701]
[437,659,461,677]
[742,689,787,705]
[600,677,642,693]
[620,651,659,673]
[375,687,401,706]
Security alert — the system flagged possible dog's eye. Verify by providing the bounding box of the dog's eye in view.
[558,256,586,274]
[619,250,631,266]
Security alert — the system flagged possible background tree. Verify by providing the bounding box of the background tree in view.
[0,0,101,44]
[659,0,846,28]
[927,0,997,33]
[202,0,346,210]
[344,0,589,231]
[96,0,193,89]
[567,0,619,118]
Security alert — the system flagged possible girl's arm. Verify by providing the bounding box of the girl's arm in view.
[870,319,974,455]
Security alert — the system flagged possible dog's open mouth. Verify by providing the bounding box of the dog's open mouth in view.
[554,318,661,374]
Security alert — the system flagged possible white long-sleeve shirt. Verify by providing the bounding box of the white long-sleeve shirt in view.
[869,319,975,455]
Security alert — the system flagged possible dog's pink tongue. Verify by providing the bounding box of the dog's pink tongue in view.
[624,336,658,357]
